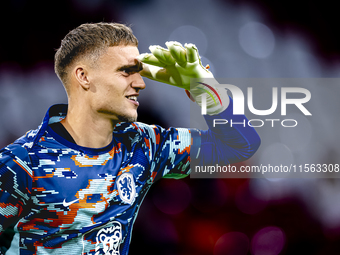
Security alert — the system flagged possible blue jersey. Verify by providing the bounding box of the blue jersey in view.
[0,102,260,254]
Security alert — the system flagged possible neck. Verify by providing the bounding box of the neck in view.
[60,103,117,149]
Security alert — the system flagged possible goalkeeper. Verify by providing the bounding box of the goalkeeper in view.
[0,22,260,254]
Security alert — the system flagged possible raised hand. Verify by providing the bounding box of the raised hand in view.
[137,41,229,115]
[137,41,213,90]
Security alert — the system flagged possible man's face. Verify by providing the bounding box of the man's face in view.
[87,45,145,123]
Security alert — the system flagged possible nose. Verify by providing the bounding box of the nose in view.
[131,73,146,92]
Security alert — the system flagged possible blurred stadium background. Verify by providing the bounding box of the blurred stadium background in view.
[1,0,340,254]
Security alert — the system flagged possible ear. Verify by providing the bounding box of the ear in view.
[74,66,90,91]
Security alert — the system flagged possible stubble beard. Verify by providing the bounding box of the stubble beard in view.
[97,108,137,124]
[117,114,137,123]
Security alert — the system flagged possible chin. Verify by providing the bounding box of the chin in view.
[118,114,137,123]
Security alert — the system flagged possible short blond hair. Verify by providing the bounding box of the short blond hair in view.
[54,22,138,87]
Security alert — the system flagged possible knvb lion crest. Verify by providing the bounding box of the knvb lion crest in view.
[95,221,122,255]
[117,172,136,204]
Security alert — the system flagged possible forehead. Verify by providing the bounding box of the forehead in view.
[100,45,140,67]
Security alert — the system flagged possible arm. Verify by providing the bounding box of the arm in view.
[137,41,260,177]
[0,144,32,234]
[132,122,194,181]
[199,96,261,165]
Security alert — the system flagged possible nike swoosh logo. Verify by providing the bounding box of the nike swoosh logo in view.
[63,198,79,207]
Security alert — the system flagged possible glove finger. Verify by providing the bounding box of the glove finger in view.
[149,45,176,65]
[139,64,160,80]
[136,53,167,67]
[165,41,187,67]
[185,43,200,63]
[140,64,185,88]
[139,64,172,83]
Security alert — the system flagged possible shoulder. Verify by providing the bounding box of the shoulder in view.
[0,126,43,173]
[0,135,34,200]
[1,138,32,162]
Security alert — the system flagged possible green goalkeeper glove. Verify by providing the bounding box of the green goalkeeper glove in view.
[137,41,229,115]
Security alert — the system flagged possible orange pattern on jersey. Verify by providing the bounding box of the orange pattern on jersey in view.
[178,145,191,155]
[32,173,54,181]
[13,159,33,178]
[143,137,151,158]
[153,126,160,144]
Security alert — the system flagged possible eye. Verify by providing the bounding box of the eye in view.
[122,69,132,75]
[121,70,129,76]
[118,63,143,75]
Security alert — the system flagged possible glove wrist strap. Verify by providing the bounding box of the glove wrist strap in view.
[190,78,229,115]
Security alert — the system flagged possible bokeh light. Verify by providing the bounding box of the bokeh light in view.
[251,226,285,255]
[214,232,250,255]
[238,22,275,59]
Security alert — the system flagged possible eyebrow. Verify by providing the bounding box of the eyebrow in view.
[117,61,143,73]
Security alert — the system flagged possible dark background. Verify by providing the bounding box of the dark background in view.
[1,1,340,254]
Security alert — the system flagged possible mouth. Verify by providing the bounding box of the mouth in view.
[126,95,139,106]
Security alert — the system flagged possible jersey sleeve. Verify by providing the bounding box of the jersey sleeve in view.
[0,144,33,234]
[136,123,200,181]
[198,97,261,165]
[135,96,261,180]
